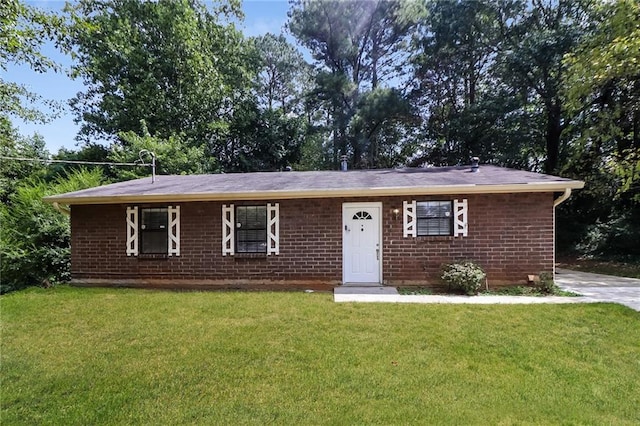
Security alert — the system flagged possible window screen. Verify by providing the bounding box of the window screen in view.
[140,208,168,254]
[236,206,267,253]
[416,201,452,236]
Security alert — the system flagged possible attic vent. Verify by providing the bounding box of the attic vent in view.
[471,157,480,172]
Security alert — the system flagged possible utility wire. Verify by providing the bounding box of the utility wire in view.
[0,156,152,167]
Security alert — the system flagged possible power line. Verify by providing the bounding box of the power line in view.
[0,156,152,167]
[2,150,158,182]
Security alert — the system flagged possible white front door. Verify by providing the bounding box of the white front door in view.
[343,203,381,283]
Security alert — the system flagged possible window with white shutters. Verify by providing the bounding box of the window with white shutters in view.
[403,199,468,238]
[126,205,180,256]
[222,203,279,255]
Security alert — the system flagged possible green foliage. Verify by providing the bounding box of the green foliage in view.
[112,121,215,179]
[210,101,306,172]
[288,0,422,168]
[64,0,249,145]
[441,261,486,295]
[560,0,640,253]
[537,272,556,295]
[397,287,433,295]
[251,33,310,113]
[0,0,64,124]
[0,130,49,202]
[0,168,103,293]
[576,212,640,258]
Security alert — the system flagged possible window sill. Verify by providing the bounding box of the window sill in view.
[137,253,168,260]
[233,252,267,259]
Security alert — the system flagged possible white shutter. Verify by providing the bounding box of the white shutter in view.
[222,204,234,256]
[403,200,417,237]
[453,199,468,237]
[126,206,138,256]
[267,203,279,255]
[168,205,180,256]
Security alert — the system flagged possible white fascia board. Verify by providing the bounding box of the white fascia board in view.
[43,181,585,205]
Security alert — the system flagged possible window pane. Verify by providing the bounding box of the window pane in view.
[142,208,168,231]
[416,201,452,236]
[236,206,267,253]
[140,208,168,253]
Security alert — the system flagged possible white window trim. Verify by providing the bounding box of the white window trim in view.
[126,205,180,256]
[168,205,180,256]
[222,203,280,255]
[453,199,468,237]
[403,200,417,237]
[403,199,468,238]
[267,203,279,255]
[126,206,138,256]
[222,204,235,256]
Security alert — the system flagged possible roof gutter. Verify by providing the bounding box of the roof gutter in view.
[553,188,573,207]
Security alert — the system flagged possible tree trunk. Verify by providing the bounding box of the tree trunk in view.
[545,101,562,174]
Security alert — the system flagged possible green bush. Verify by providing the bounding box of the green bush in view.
[0,168,103,293]
[536,272,557,295]
[441,261,486,295]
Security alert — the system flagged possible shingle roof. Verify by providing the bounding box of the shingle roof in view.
[44,165,584,205]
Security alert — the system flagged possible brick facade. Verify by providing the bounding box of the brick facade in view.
[70,192,554,290]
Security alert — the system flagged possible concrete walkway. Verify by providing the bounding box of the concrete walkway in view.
[555,268,640,311]
[334,269,640,312]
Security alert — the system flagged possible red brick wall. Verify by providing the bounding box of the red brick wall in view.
[70,192,554,289]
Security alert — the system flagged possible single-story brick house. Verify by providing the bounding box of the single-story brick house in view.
[44,164,583,291]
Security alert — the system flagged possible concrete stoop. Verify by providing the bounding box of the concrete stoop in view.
[334,286,399,295]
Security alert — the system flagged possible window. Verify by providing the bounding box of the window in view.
[140,207,168,254]
[236,206,267,253]
[403,199,467,238]
[352,211,372,220]
[222,203,279,256]
[416,201,452,236]
[126,205,180,256]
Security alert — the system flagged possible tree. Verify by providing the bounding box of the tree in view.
[110,121,214,180]
[410,0,505,166]
[288,0,422,168]
[0,168,103,293]
[557,0,640,257]
[64,0,250,147]
[209,100,306,172]
[0,128,48,203]
[496,0,594,173]
[1,0,65,129]
[251,33,309,113]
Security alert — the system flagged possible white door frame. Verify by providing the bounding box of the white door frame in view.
[342,202,383,284]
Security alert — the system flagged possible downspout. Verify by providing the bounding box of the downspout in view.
[52,202,71,216]
[553,188,572,207]
[552,188,573,282]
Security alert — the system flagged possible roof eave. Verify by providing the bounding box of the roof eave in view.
[43,181,585,205]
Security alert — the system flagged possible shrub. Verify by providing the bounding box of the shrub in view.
[536,272,557,295]
[0,168,103,293]
[441,261,486,295]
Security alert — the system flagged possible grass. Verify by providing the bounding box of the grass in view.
[397,286,433,295]
[2,286,640,425]
[482,286,580,297]
[399,285,579,297]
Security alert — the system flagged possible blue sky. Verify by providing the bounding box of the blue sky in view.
[6,1,294,153]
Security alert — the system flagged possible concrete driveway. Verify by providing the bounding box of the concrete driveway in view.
[555,268,640,312]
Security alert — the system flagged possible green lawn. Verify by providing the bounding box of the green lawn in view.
[2,287,640,425]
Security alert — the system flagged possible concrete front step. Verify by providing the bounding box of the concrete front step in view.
[334,286,399,295]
